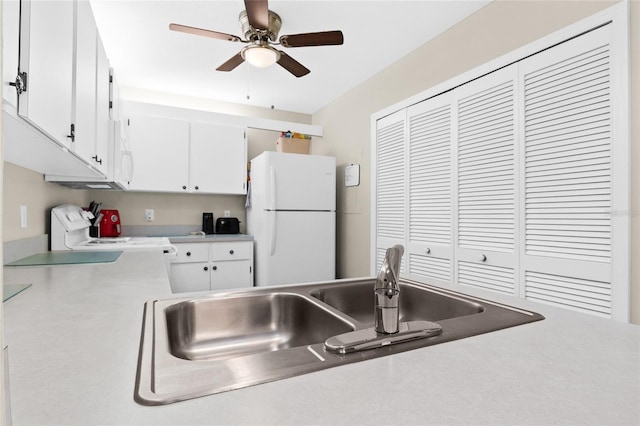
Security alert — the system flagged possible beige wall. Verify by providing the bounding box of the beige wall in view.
[312,0,639,323]
[3,162,88,242]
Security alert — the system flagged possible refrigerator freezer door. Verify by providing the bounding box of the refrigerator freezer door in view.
[252,152,336,211]
[255,210,335,286]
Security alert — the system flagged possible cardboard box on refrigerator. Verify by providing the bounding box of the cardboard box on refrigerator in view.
[276,137,310,154]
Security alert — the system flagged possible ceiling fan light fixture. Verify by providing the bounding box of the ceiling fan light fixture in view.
[242,44,280,68]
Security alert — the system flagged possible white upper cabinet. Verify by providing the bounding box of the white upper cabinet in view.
[74,0,98,165]
[18,0,75,149]
[127,115,190,192]
[124,103,248,195]
[94,36,111,175]
[4,0,113,179]
[3,0,20,107]
[190,122,247,194]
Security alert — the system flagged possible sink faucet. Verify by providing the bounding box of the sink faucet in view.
[375,245,404,334]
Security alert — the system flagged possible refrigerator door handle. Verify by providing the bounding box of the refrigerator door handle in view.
[269,165,277,210]
[269,211,277,255]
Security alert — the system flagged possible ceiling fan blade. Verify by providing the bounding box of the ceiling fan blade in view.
[169,23,241,42]
[244,0,269,31]
[279,30,344,48]
[216,52,245,72]
[277,51,310,78]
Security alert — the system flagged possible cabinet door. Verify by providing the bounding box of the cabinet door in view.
[374,109,407,274]
[73,0,98,164]
[189,122,247,194]
[18,0,74,148]
[127,115,190,192]
[453,65,519,295]
[169,262,210,293]
[406,93,454,286]
[518,25,615,317]
[3,0,20,107]
[94,35,111,175]
[211,260,253,289]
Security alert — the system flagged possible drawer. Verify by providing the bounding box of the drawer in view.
[172,243,209,263]
[211,241,252,261]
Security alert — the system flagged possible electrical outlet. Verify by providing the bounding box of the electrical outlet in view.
[224,210,231,217]
[20,205,27,228]
[145,209,154,222]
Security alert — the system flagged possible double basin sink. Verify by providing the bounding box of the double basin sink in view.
[135,278,544,405]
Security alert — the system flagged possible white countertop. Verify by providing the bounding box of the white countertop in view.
[3,251,639,425]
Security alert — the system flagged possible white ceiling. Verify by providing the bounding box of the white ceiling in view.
[90,0,490,114]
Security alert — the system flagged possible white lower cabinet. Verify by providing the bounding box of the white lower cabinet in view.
[169,241,254,293]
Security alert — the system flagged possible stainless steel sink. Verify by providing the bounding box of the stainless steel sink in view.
[135,278,544,405]
[310,281,484,325]
[165,293,354,361]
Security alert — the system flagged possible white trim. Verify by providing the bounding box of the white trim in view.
[608,1,630,322]
[122,100,323,137]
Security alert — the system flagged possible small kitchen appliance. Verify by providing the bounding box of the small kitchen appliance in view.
[215,217,240,234]
[99,209,121,237]
[202,213,214,234]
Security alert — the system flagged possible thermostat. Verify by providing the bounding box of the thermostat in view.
[345,164,360,187]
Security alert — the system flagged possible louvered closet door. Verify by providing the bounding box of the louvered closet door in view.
[453,65,519,295]
[406,94,453,285]
[375,110,406,274]
[519,25,616,318]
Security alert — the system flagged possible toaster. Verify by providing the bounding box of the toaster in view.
[215,217,240,234]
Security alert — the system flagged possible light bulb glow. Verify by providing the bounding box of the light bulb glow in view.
[242,45,279,68]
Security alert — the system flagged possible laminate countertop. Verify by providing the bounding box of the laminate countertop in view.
[3,250,639,425]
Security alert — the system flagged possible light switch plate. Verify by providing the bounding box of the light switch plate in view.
[20,205,27,228]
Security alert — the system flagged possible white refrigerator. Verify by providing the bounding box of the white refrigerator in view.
[247,151,336,286]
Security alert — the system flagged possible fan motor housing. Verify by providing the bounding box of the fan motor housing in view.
[239,10,282,41]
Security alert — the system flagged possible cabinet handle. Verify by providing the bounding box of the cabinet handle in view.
[182,185,187,190]
[194,185,199,190]
[426,248,431,254]
[186,251,191,257]
[203,266,208,271]
[229,250,234,255]
[480,254,487,262]
[9,72,27,95]
[212,266,217,271]
[92,155,102,165]
[67,123,75,142]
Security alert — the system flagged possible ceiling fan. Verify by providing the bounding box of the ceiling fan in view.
[169,0,344,78]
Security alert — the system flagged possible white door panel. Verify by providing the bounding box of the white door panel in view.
[256,211,335,286]
[254,152,336,211]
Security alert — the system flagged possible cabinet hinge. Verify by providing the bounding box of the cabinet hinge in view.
[109,101,113,109]
[109,75,113,83]
[127,119,130,126]
[10,72,27,95]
